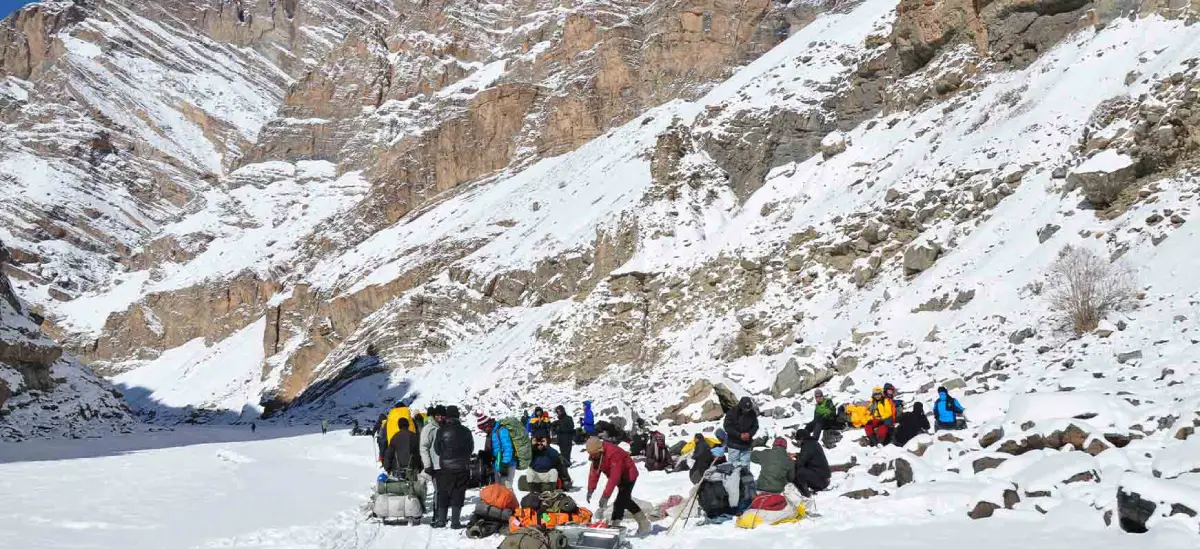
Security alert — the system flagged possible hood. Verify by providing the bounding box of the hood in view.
[555,405,566,415]
[737,396,754,411]
[913,402,925,414]
[583,401,592,409]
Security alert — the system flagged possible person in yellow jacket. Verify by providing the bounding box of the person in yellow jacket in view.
[386,400,416,444]
[864,387,896,446]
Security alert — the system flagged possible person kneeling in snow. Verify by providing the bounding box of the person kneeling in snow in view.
[933,386,966,430]
[529,427,573,490]
[893,402,931,447]
[586,437,651,536]
[792,430,831,497]
[751,438,795,494]
[864,387,896,446]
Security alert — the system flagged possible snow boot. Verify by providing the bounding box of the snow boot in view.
[431,505,448,528]
[633,511,652,536]
[450,507,465,529]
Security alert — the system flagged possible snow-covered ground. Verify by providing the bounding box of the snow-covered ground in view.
[1,427,1194,549]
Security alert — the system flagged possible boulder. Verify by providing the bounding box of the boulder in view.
[903,242,942,275]
[980,428,1005,448]
[657,379,725,424]
[820,131,849,158]
[1037,223,1061,244]
[1117,350,1143,364]
[969,501,1000,519]
[834,354,859,375]
[1117,474,1200,534]
[841,488,884,500]
[973,456,1007,473]
[770,358,833,398]
[892,457,915,487]
[1008,327,1035,345]
[1067,150,1139,208]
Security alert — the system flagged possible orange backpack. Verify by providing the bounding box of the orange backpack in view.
[481,484,519,511]
[508,506,593,532]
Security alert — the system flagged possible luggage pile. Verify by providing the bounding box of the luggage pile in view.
[498,525,629,549]
[370,473,426,525]
[696,464,756,519]
[509,490,593,532]
[734,493,806,529]
[466,484,519,539]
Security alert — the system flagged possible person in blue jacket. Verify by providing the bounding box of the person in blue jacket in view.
[933,387,966,430]
[485,417,517,488]
[581,400,596,435]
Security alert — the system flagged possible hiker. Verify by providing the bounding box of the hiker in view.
[643,430,673,472]
[351,419,361,435]
[884,383,903,413]
[553,405,575,465]
[751,438,795,494]
[522,410,532,433]
[722,397,759,467]
[894,402,931,446]
[689,433,714,485]
[805,389,837,441]
[420,405,444,517]
[792,430,831,497]
[321,419,329,435]
[384,418,421,477]
[586,437,651,536]
[482,416,517,488]
[864,387,896,446]
[432,406,474,529]
[581,400,596,435]
[530,427,573,490]
[629,418,649,456]
[933,386,966,430]
[375,413,389,464]
[250,422,256,433]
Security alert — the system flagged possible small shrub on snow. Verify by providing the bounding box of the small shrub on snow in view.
[1046,245,1135,333]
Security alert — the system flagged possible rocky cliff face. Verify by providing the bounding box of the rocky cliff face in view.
[3,0,1200,427]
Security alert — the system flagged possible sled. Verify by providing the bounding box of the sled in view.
[558,525,631,549]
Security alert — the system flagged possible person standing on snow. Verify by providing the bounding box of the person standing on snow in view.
[581,400,596,435]
[792,429,831,497]
[375,413,389,464]
[553,405,576,465]
[933,386,966,430]
[480,416,517,488]
[585,437,651,536]
[432,406,473,529]
[722,397,759,467]
[751,438,795,494]
[384,418,421,477]
[420,406,445,517]
[321,419,329,435]
[250,422,256,434]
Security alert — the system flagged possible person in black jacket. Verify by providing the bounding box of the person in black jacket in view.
[689,433,714,485]
[792,430,831,497]
[893,402,932,446]
[374,413,389,466]
[553,405,576,465]
[432,406,474,529]
[384,418,421,477]
[529,428,573,490]
[722,397,759,467]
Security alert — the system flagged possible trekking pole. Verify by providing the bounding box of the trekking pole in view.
[667,484,700,534]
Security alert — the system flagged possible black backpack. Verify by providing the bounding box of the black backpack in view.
[645,431,671,471]
[698,480,730,518]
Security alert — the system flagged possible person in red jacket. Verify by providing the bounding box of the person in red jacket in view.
[585,437,651,536]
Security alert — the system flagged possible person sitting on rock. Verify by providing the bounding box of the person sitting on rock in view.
[893,402,931,447]
[933,386,966,430]
[805,389,838,442]
[864,387,896,446]
[792,430,831,497]
[751,438,795,494]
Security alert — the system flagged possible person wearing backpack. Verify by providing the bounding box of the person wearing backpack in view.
[644,431,673,472]
[722,397,759,467]
[433,406,474,529]
[552,405,576,465]
[384,417,421,478]
[933,386,966,430]
[485,417,518,488]
[792,430,830,497]
[585,437,651,536]
[751,438,795,494]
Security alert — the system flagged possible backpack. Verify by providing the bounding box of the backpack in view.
[481,484,519,511]
[501,417,533,470]
[499,526,568,549]
[466,516,506,539]
[697,480,730,518]
[645,431,671,471]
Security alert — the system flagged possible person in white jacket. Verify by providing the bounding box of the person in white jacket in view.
[420,405,445,517]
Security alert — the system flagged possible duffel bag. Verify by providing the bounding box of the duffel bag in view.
[473,500,513,522]
[498,526,568,549]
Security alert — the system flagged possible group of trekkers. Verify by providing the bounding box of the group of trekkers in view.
[803,384,967,448]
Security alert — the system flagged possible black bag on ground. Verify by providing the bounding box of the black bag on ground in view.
[466,517,506,539]
[697,480,730,518]
[473,500,514,523]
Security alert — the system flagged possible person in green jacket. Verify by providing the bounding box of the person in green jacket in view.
[804,389,837,442]
[750,438,795,494]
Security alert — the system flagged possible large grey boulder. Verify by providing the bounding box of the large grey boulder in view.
[770,358,833,398]
[1067,150,1139,208]
[903,242,942,275]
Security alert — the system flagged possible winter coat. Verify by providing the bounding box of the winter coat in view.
[582,401,596,434]
[588,441,639,499]
[419,420,440,470]
[722,397,759,451]
[553,408,575,442]
[868,397,896,424]
[750,447,795,494]
[894,404,931,446]
[689,437,714,485]
[531,445,573,485]
[934,393,964,424]
[814,397,837,421]
[794,437,830,483]
[433,419,474,472]
[384,429,420,473]
[491,425,517,470]
[375,416,389,456]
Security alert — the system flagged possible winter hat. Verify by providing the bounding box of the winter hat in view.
[813,389,824,398]
[937,386,948,394]
[585,436,604,455]
[714,428,727,442]
[773,437,787,448]
[883,383,896,393]
[445,405,461,419]
[476,413,494,432]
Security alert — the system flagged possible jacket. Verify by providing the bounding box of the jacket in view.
[375,416,389,455]
[531,445,572,485]
[553,408,575,441]
[433,419,474,472]
[419,420,440,470]
[722,397,759,451]
[794,437,830,483]
[814,397,837,421]
[491,425,516,470]
[750,447,795,493]
[689,437,714,485]
[588,441,638,499]
[934,393,964,424]
[869,397,896,424]
[894,405,931,446]
[582,401,595,434]
[384,429,420,473]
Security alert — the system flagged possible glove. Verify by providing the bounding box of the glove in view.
[598,496,609,510]
[587,491,594,503]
